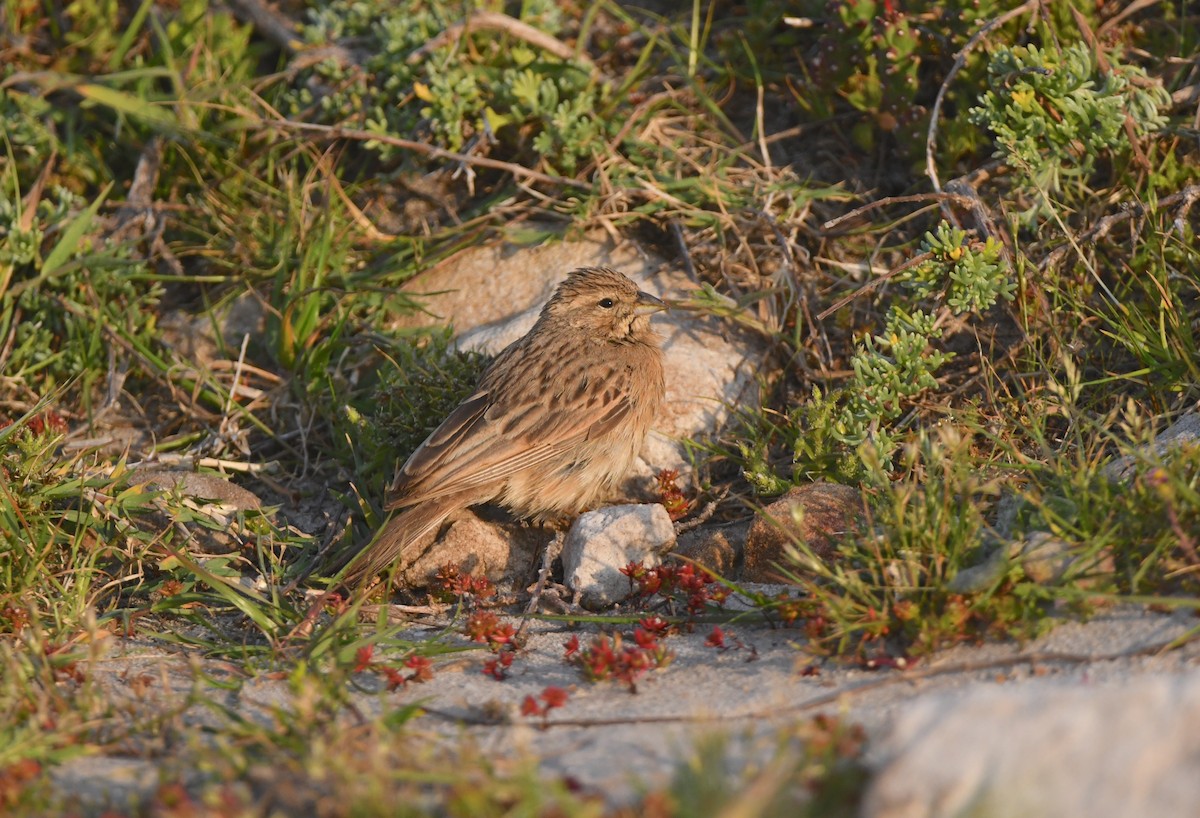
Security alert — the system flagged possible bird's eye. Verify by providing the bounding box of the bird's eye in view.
[598,297,615,309]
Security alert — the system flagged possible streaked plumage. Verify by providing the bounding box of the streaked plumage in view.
[341,267,667,588]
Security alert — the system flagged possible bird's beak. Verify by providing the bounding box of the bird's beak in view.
[635,291,668,315]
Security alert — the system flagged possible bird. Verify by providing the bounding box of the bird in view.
[339,266,667,589]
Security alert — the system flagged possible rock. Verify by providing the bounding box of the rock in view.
[1019,531,1115,585]
[158,292,267,369]
[949,532,1116,594]
[952,409,1199,594]
[1015,532,1079,584]
[562,504,676,610]
[948,539,1018,594]
[742,483,864,583]
[48,756,159,814]
[392,230,770,492]
[863,670,1200,818]
[131,468,263,511]
[399,511,546,590]
[130,467,264,554]
[671,523,747,577]
[1103,410,1200,483]
[392,235,609,334]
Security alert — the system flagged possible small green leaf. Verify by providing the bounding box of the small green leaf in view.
[41,183,112,276]
[108,0,156,71]
[76,84,179,128]
[483,106,512,132]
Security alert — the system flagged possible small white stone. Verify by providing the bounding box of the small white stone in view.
[562,504,676,610]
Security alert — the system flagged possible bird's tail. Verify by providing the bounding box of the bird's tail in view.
[337,501,454,590]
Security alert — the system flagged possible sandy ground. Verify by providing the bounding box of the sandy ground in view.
[48,595,1200,815]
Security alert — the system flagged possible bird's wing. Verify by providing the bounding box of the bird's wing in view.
[385,359,635,510]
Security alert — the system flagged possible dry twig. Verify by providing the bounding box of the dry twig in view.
[406,11,595,75]
[925,1,1039,204]
[1038,185,1200,272]
[264,119,590,190]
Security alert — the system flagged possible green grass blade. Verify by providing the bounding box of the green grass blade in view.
[75,84,179,129]
[40,183,112,276]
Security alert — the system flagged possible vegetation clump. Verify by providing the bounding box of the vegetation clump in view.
[0,0,1198,812]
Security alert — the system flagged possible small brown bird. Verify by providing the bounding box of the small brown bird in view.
[341,266,667,588]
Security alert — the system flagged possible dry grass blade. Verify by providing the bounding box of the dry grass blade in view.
[406,11,595,74]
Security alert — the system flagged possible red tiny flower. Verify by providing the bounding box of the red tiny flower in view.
[26,410,68,438]
[468,575,497,599]
[633,627,659,649]
[705,626,726,649]
[540,686,569,709]
[638,615,670,634]
[405,655,434,684]
[620,560,647,578]
[437,562,499,601]
[2,605,30,634]
[563,634,580,658]
[465,611,497,642]
[465,611,516,645]
[383,666,407,690]
[672,566,706,596]
[482,648,516,680]
[622,646,652,672]
[521,695,544,717]
[655,469,691,520]
[489,622,517,644]
[434,562,462,589]
[631,564,671,597]
[567,631,675,691]
[354,645,374,673]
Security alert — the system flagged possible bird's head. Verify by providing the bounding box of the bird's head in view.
[543,267,666,343]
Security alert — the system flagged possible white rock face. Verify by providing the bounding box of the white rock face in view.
[863,670,1200,818]
[561,503,676,610]
[393,231,769,489]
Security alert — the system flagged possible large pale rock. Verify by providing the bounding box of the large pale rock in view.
[562,503,676,610]
[393,231,769,488]
[863,670,1200,818]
